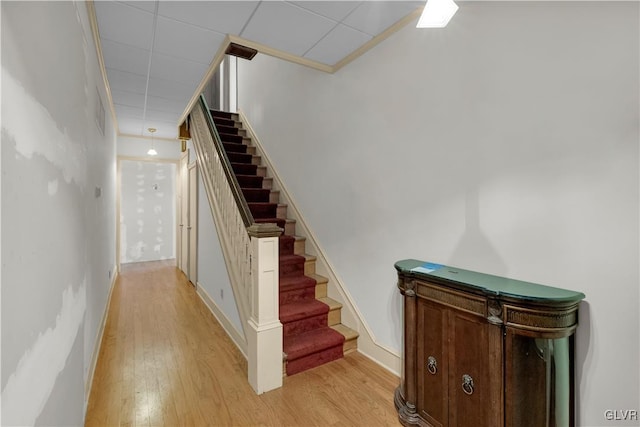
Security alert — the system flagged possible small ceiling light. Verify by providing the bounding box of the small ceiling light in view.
[147,127,158,156]
[417,0,459,28]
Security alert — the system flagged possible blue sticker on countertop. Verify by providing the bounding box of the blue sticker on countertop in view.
[410,262,444,274]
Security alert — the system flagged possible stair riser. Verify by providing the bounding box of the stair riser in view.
[284,221,295,235]
[285,345,343,376]
[280,260,304,278]
[343,337,357,355]
[226,152,253,164]
[279,239,294,256]
[328,307,341,326]
[280,287,315,306]
[210,110,238,121]
[243,189,271,203]
[212,117,236,128]
[223,143,247,154]
[249,204,278,219]
[304,258,316,276]
[231,163,257,175]
[283,313,329,338]
[293,238,305,255]
[277,205,287,219]
[269,191,280,204]
[219,134,243,144]
[315,282,327,299]
[236,176,263,189]
[217,125,247,137]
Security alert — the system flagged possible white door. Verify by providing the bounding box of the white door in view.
[187,164,198,285]
[179,152,189,274]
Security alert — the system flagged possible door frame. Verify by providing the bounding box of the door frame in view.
[187,162,198,286]
[116,155,180,273]
[177,151,188,273]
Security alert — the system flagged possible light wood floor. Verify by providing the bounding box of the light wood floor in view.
[85,260,401,426]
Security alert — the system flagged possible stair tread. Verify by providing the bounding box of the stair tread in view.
[247,202,278,207]
[279,274,316,290]
[283,327,345,361]
[280,254,305,264]
[307,273,328,285]
[280,299,329,323]
[331,324,359,341]
[318,296,342,311]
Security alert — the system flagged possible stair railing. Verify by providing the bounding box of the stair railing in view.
[189,95,283,394]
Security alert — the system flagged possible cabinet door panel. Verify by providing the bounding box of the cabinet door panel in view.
[448,311,501,427]
[417,299,448,427]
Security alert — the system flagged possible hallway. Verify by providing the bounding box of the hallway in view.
[85,261,400,426]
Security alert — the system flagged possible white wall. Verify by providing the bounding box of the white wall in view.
[120,160,176,264]
[196,171,243,334]
[1,2,117,425]
[237,2,639,426]
[117,134,182,160]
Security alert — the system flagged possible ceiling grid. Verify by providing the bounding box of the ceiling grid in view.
[93,0,423,139]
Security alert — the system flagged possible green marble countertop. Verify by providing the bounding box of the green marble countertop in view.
[395,259,585,304]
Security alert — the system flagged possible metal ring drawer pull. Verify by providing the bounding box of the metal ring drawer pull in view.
[427,356,437,375]
[462,374,474,395]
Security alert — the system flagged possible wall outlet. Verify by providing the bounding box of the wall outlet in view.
[108,269,111,279]
[220,289,224,300]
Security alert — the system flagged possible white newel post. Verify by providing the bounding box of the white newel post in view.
[246,225,283,394]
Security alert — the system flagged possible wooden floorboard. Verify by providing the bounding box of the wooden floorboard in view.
[85,260,401,426]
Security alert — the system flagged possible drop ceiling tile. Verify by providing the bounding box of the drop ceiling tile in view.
[158,1,259,34]
[290,1,362,22]
[118,116,144,136]
[343,1,422,36]
[115,104,144,120]
[110,90,145,109]
[106,68,147,94]
[94,1,154,50]
[241,2,337,56]
[146,95,188,114]
[118,1,156,14]
[146,109,181,123]
[101,39,150,76]
[148,77,195,103]
[305,24,372,65]
[143,120,179,139]
[150,53,209,86]
[154,16,226,65]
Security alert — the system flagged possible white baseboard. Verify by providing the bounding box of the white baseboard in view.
[238,110,402,377]
[84,265,118,400]
[196,283,248,359]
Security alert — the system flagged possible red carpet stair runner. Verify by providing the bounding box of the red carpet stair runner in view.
[210,110,358,375]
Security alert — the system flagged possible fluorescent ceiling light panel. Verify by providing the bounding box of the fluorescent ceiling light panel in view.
[417,0,459,28]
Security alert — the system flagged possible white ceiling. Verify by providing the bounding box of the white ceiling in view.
[94,1,424,139]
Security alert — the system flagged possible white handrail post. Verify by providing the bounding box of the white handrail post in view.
[246,225,283,394]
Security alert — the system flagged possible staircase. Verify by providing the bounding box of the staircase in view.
[209,109,358,376]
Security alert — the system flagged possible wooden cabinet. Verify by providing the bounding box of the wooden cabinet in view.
[395,260,584,427]
[410,283,502,427]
